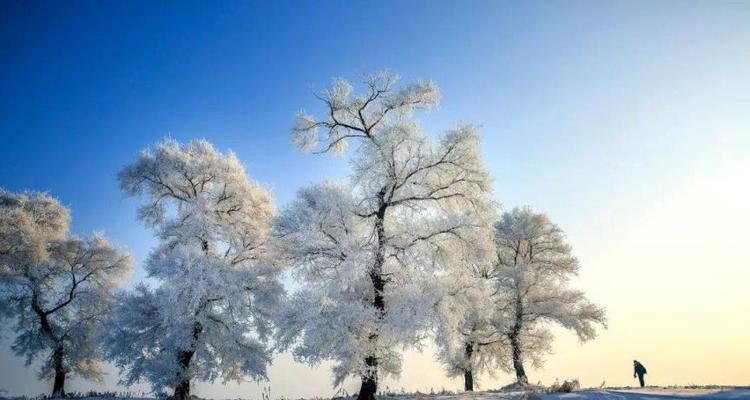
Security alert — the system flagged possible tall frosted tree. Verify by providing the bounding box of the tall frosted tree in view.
[276,72,493,400]
[0,190,132,397]
[493,207,606,385]
[107,139,283,400]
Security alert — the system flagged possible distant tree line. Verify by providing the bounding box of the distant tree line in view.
[0,72,605,400]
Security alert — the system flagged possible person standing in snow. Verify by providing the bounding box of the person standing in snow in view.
[633,360,647,387]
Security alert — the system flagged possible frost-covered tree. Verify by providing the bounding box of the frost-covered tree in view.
[493,207,606,385]
[433,256,507,392]
[277,72,493,400]
[0,190,132,397]
[107,139,283,400]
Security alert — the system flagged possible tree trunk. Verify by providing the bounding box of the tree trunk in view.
[357,355,379,400]
[175,241,211,400]
[51,345,66,397]
[32,290,66,398]
[509,287,529,386]
[464,370,474,392]
[509,333,528,385]
[52,371,65,398]
[173,349,194,400]
[358,199,388,400]
[173,322,202,400]
[358,272,383,400]
[464,341,474,391]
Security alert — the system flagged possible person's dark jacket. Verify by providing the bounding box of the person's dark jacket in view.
[634,361,647,376]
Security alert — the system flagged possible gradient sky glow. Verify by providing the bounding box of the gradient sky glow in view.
[1,1,749,397]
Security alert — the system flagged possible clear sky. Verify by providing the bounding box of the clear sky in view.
[1,0,749,397]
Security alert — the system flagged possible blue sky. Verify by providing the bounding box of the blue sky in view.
[1,1,749,397]
[2,0,746,263]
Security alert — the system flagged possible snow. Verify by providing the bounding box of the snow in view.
[375,388,750,400]
[1,387,748,400]
[540,388,750,399]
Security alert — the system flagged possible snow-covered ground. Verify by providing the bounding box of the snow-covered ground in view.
[2,388,749,400]
[376,387,750,400]
[541,387,750,399]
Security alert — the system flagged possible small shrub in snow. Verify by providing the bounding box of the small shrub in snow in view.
[547,378,580,393]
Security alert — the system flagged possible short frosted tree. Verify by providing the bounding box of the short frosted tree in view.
[493,207,606,385]
[433,256,507,392]
[0,189,132,397]
[276,72,492,400]
[107,139,283,400]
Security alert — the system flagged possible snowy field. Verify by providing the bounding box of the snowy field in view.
[2,388,750,400]
[539,387,750,399]
[376,388,750,400]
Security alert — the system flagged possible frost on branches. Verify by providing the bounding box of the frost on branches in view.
[493,207,606,385]
[277,72,493,400]
[107,140,283,400]
[0,190,133,397]
[433,247,507,392]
